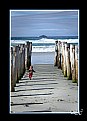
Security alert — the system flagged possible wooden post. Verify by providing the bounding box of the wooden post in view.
[13,47,16,87]
[75,45,78,83]
[70,44,73,79]
[61,42,64,73]
[58,41,61,68]
[18,45,21,80]
[63,42,67,77]
[26,41,30,69]
[11,47,15,92]
[21,44,24,76]
[26,41,32,69]
[66,43,72,80]
[15,46,18,84]
[17,45,20,81]
[23,44,25,74]
[54,41,58,66]
[20,45,23,78]
[25,43,27,70]
[29,42,32,67]
[71,45,76,82]
[15,45,19,83]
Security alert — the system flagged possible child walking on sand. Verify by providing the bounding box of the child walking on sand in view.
[29,66,35,80]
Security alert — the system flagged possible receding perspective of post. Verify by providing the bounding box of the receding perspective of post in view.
[10,40,79,113]
[11,41,32,92]
[54,40,78,84]
[10,10,79,114]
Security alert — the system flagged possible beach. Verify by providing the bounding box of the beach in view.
[11,64,78,113]
[10,10,79,113]
[10,40,79,113]
[31,52,55,64]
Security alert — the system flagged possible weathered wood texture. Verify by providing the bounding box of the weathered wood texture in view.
[54,41,78,83]
[11,42,32,92]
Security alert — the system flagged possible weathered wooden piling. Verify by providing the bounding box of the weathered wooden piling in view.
[57,41,62,69]
[25,43,27,70]
[23,44,25,74]
[19,45,23,79]
[63,42,67,77]
[66,43,72,79]
[17,45,20,82]
[11,41,32,92]
[11,47,15,91]
[71,45,76,82]
[54,40,78,84]
[13,46,17,87]
[75,45,78,83]
[54,41,58,66]
[26,41,32,70]
[61,42,64,73]
[15,45,19,83]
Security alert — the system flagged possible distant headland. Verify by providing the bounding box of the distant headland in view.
[11,35,78,40]
[39,35,48,38]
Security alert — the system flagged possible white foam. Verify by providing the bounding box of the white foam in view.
[57,39,79,43]
[11,40,26,44]
[11,38,78,52]
[32,45,55,52]
[11,38,79,44]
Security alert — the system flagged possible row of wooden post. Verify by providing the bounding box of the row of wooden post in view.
[54,40,78,84]
[11,41,32,92]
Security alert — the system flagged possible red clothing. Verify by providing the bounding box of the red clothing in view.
[29,72,32,79]
[29,66,35,79]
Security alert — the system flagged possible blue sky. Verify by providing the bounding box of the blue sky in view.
[10,10,79,37]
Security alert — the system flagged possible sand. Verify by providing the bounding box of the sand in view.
[10,64,78,114]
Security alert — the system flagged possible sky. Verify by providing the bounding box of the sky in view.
[10,10,79,37]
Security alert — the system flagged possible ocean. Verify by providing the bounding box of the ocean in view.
[11,36,79,64]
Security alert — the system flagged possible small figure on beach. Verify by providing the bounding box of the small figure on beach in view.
[29,66,35,80]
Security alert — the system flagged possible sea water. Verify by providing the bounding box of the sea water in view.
[11,37,79,64]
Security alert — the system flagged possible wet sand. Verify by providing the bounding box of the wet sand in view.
[31,52,55,64]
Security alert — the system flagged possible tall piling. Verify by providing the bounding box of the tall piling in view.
[15,45,19,83]
[11,41,32,92]
[57,41,62,68]
[71,45,76,82]
[61,42,64,73]
[17,45,20,82]
[63,42,67,77]
[54,41,58,66]
[13,47,17,87]
[21,44,23,77]
[22,44,25,75]
[25,43,27,70]
[75,45,78,83]
[20,44,23,78]
[66,43,72,79]
[26,41,32,70]
[54,40,78,84]
[11,47,15,92]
